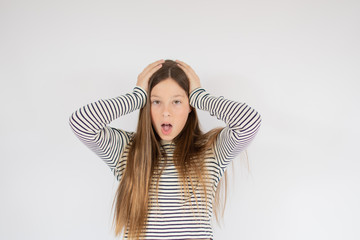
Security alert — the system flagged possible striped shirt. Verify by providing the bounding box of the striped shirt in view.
[69,86,262,239]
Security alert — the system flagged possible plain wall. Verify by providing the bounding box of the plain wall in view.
[1,0,359,239]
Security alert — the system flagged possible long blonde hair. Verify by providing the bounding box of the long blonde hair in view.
[110,60,248,239]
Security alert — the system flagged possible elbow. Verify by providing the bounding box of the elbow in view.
[68,111,78,133]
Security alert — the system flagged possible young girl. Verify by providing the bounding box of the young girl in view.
[69,59,262,240]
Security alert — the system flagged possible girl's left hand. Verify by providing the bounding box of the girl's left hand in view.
[175,60,202,94]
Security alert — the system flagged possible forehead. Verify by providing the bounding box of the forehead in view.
[151,78,187,98]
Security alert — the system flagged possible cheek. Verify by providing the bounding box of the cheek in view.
[178,109,190,124]
[150,108,162,127]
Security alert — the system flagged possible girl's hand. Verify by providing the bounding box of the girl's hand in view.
[137,59,165,93]
[175,59,202,94]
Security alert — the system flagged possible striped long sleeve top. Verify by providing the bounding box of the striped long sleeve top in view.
[69,86,262,240]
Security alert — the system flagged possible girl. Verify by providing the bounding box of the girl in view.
[69,59,262,240]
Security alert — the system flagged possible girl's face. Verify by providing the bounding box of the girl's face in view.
[150,78,191,141]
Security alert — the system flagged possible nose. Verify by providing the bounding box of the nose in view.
[162,103,171,117]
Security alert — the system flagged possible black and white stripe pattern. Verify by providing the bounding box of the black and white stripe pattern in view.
[69,86,262,239]
[189,88,262,171]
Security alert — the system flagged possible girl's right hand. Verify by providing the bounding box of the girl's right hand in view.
[136,59,165,93]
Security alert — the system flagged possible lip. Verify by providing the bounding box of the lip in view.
[161,122,172,126]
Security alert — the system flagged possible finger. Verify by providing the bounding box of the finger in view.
[175,59,190,68]
[175,59,185,64]
[176,62,194,76]
[148,59,165,68]
[175,60,188,70]
[145,59,164,73]
[142,60,164,76]
[176,63,190,74]
[176,60,195,74]
[147,63,163,76]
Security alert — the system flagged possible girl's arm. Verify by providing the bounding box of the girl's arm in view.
[68,86,147,180]
[189,87,262,170]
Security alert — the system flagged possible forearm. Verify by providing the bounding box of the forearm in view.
[69,86,147,141]
[68,86,147,177]
[189,87,262,168]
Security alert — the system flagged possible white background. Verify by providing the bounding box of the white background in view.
[1,0,359,239]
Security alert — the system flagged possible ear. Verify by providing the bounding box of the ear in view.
[188,108,192,114]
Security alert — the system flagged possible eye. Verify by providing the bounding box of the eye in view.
[174,100,181,104]
[152,100,160,105]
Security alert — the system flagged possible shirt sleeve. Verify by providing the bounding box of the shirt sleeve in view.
[68,86,147,181]
[189,87,262,171]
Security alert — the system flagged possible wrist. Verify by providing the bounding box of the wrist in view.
[190,85,202,94]
[136,84,148,94]
[133,86,148,108]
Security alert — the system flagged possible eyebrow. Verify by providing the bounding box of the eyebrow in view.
[150,94,185,98]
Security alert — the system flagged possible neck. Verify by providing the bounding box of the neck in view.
[160,139,174,145]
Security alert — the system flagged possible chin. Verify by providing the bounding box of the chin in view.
[162,136,173,140]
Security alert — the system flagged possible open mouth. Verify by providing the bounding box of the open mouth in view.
[161,123,172,134]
